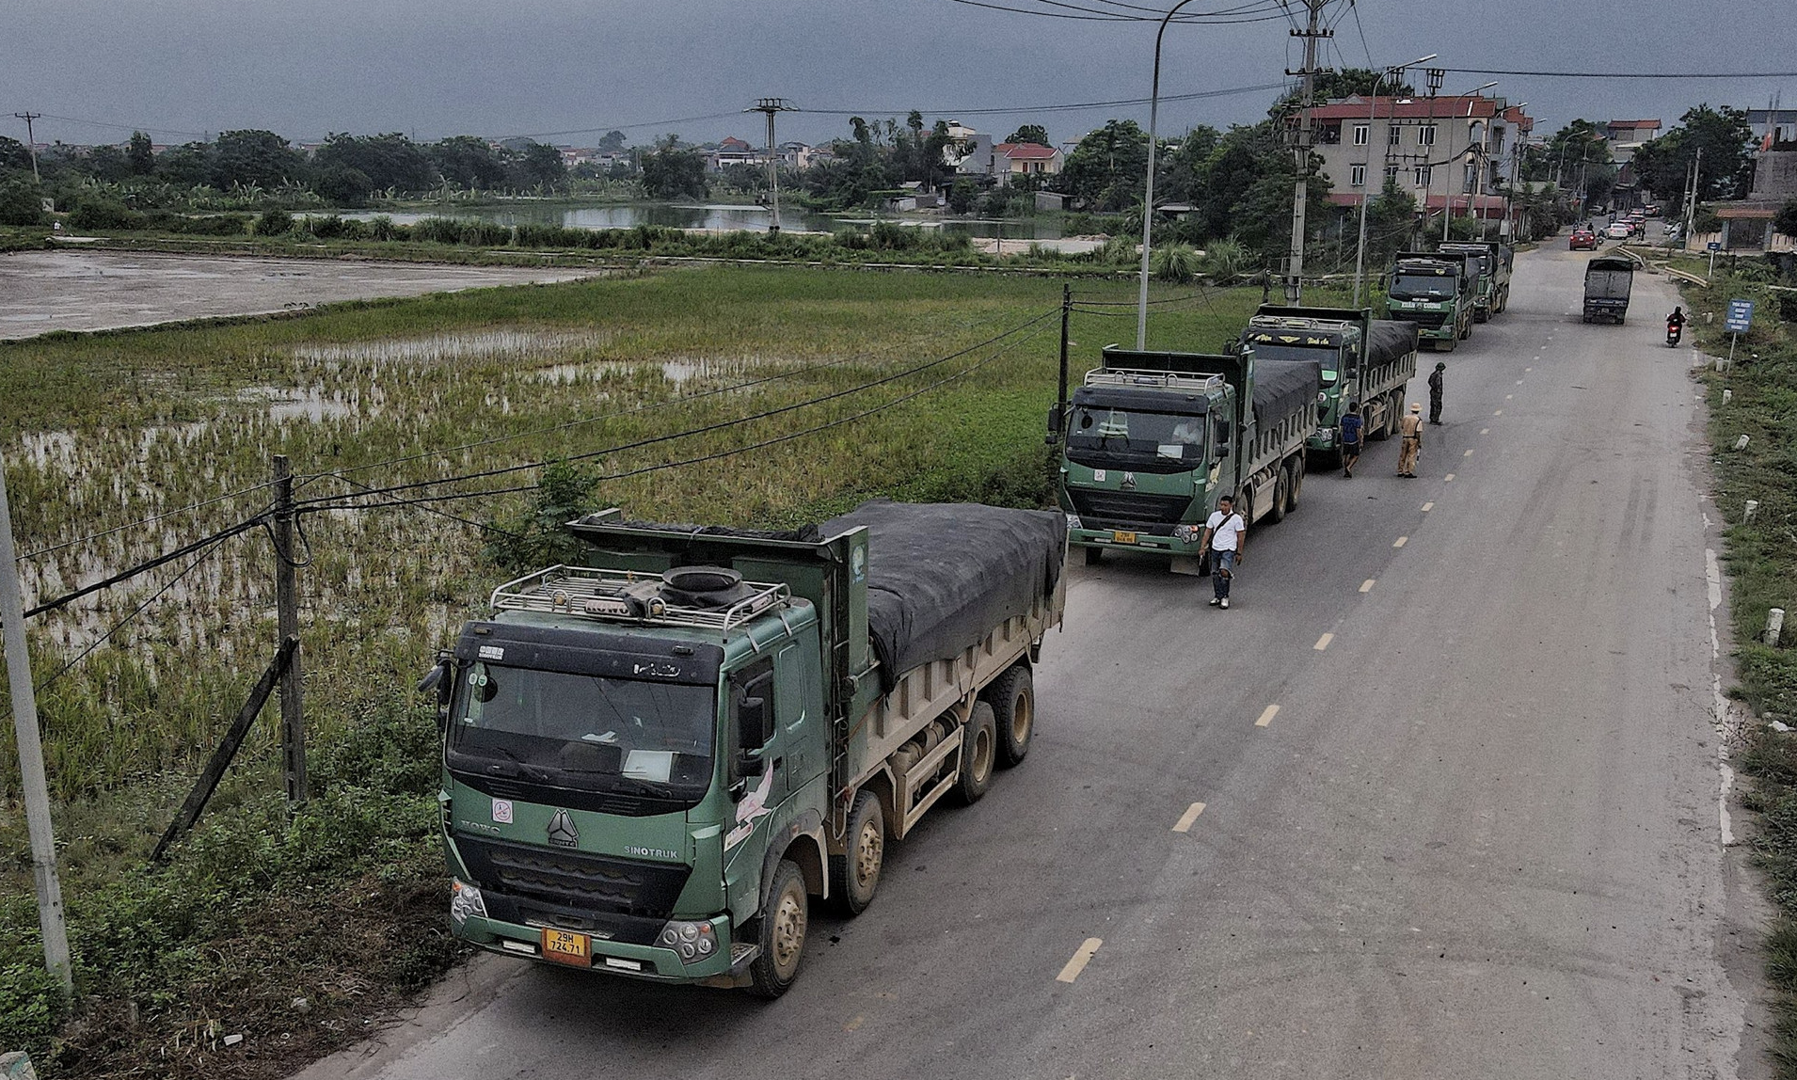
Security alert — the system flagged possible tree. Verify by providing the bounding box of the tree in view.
[127,132,155,176]
[597,130,628,153]
[1775,199,1797,240]
[431,135,506,190]
[640,144,707,200]
[1364,177,1418,264]
[211,129,302,190]
[84,145,132,183]
[0,176,46,226]
[511,141,567,191]
[155,141,215,187]
[1006,125,1050,146]
[0,136,32,174]
[315,133,434,201]
[1630,105,1756,202]
[1054,120,1150,212]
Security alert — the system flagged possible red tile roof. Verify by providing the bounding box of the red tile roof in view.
[995,142,1059,160]
[1606,119,1662,130]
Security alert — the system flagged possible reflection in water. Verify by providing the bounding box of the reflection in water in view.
[338,202,1066,240]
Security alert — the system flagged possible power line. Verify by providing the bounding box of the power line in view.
[23,515,268,621]
[17,481,283,562]
[1442,67,1797,80]
[16,112,209,141]
[802,81,1289,119]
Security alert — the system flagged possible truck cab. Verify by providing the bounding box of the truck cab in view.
[1385,252,1474,351]
[1437,241,1513,322]
[438,564,834,992]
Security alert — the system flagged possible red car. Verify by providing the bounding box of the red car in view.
[1570,228,1598,250]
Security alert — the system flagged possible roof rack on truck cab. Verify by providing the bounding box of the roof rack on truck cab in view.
[490,565,791,631]
[1083,367,1225,393]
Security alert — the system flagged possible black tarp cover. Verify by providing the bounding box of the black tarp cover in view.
[1249,358,1321,428]
[1367,320,1419,367]
[822,500,1065,691]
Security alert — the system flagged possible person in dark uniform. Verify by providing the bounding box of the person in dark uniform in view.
[1428,362,1445,425]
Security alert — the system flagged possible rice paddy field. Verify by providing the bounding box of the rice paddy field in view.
[0,262,1284,1075]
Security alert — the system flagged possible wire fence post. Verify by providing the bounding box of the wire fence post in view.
[273,455,307,806]
[0,450,73,993]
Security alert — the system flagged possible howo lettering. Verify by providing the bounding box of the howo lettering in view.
[1054,345,1319,573]
[1238,305,1419,466]
[428,501,1065,996]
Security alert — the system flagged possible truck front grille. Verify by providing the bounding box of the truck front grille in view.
[1396,311,1449,329]
[1069,489,1192,532]
[454,834,690,919]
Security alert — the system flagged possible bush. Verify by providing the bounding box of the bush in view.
[0,960,66,1063]
[0,177,48,226]
[252,209,295,236]
[1199,238,1249,285]
[1153,243,1199,284]
[68,196,142,231]
[368,215,401,241]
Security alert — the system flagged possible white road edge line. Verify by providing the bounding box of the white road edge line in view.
[1057,938,1103,983]
[1706,547,1736,847]
[1172,802,1206,833]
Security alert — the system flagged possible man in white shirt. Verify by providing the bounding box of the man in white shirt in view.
[1200,494,1246,609]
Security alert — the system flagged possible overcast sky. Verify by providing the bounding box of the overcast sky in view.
[2,0,1791,150]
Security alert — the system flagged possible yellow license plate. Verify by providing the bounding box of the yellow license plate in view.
[1111,530,1138,544]
[541,928,591,966]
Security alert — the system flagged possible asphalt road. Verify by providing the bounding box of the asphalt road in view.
[0,250,597,339]
[296,244,1765,1080]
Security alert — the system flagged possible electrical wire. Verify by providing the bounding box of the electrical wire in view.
[23,515,269,621]
[15,112,210,140]
[801,81,1289,119]
[1442,68,1797,80]
[297,310,1059,510]
[16,480,283,562]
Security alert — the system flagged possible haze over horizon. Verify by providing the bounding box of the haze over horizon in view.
[2,0,1792,151]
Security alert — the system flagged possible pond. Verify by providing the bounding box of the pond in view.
[335,201,1067,240]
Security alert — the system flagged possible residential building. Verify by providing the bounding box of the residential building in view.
[944,121,995,177]
[1304,93,1534,224]
[1598,119,1661,165]
[708,136,761,171]
[992,142,1064,185]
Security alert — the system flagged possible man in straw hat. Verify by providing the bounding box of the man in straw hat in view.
[1397,403,1424,477]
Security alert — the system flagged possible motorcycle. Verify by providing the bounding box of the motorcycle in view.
[1666,319,1683,347]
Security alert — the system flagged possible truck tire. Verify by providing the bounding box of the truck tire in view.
[1084,546,1104,566]
[952,702,997,805]
[1267,467,1287,523]
[1285,455,1303,514]
[747,859,808,998]
[1440,335,1457,353]
[1459,318,1471,340]
[829,791,885,916]
[985,664,1034,768]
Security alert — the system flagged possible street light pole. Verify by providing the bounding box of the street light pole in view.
[1135,0,1205,350]
[1353,53,1435,309]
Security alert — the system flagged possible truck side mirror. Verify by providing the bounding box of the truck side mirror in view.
[738,696,771,750]
[417,654,454,728]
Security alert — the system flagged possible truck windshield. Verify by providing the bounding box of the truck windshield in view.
[1389,273,1457,300]
[1065,405,1206,468]
[447,662,715,793]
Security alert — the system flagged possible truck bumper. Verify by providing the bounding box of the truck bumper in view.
[452,909,738,983]
[1411,323,1456,341]
[1068,525,1204,556]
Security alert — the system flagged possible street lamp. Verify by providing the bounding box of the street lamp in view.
[1135,0,1206,350]
[1351,52,1436,308]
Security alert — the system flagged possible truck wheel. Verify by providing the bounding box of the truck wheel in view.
[829,791,885,916]
[986,664,1034,768]
[1459,319,1472,340]
[1285,456,1303,514]
[748,860,808,998]
[953,702,997,805]
[1267,467,1287,523]
[1440,335,1457,353]
[1083,546,1104,566]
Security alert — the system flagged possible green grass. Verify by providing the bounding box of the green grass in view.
[0,263,1272,1077]
[1682,265,1797,1077]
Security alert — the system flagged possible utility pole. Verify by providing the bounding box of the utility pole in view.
[1353,53,1435,308]
[1684,146,1703,247]
[746,99,795,234]
[1284,0,1331,303]
[272,455,306,805]
[1415,67,1444,247]
[0,450,73,993]
[13,113,42,182]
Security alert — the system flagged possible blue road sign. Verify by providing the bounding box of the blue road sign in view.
[1726,299,1754,334]
[1707,241,1722,252]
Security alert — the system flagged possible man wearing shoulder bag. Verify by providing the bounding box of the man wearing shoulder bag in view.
[1200,494,1246,610]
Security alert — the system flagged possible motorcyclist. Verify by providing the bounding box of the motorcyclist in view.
[1666,306,1687,345]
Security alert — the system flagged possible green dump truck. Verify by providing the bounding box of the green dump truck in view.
[1239,305,1420,465]
[1582,254,1634,324]
[1385,251,1475,350]
[1054,345,1319,574]
[1437,240,1514,322]
[430,501,1066,997]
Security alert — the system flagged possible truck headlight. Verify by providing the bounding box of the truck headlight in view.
[1065,513,1082,530]
[658,920,718,962]
[450,879,487,924]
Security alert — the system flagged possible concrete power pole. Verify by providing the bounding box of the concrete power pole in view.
[13,112,42,183]
[272,455,307,805]
[746,99,795,234]
[1284,0,1331,303]
[0,452,73,993]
